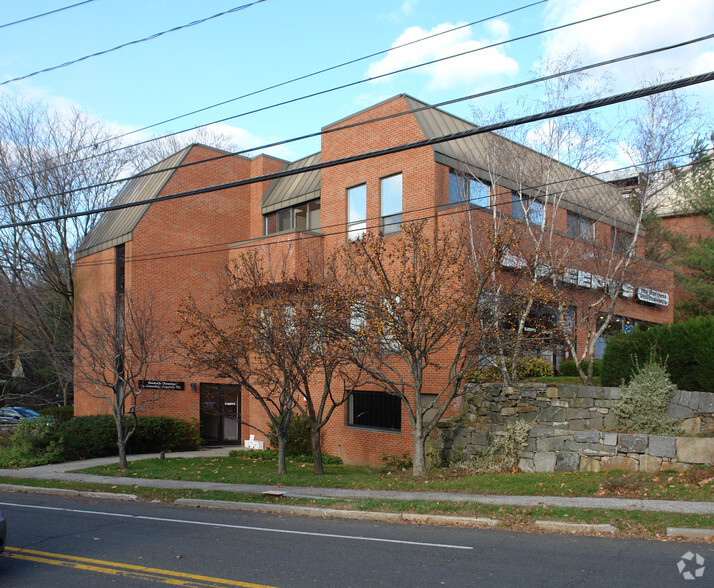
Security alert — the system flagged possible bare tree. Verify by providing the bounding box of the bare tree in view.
[178,249,351,474]
[74,294,170,469]
[0,95,140,404]
[332,222,500,477]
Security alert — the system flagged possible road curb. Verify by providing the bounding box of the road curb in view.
[0,483,137,501]
[666,527,714,539]
[174,498,500,527]
[534,520,618,534]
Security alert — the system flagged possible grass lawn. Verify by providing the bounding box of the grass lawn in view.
[0,475,711,540]
[74,451,714,502]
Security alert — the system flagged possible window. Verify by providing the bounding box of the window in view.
[263,200,321,236]
[511,192,543,224]
[448,172,490,207]
[566,211,595,243]
[381,174,402,235]
[348,390,401,431]
[348,184,367,241]
[611,227,633,255]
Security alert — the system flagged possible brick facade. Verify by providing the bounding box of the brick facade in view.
[74,96,675,466]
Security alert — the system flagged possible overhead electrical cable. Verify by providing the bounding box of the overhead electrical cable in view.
[0,0,101,30]
[66,0,552,149]
[4,28,710,210]
[0,0,267,86]
[1,0,653,184]
[4,69,713,232]
[72,151,697,270]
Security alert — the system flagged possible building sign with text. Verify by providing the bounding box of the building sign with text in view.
[139,380,185,391]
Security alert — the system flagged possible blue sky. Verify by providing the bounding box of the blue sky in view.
[2,0,714,167]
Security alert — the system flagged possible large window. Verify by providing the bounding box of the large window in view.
[611,227,633,255]
[348,390,401,431]
[448,172,490,208]
[511,192,543,224]
[381,174,402,235]
[348,184,367,241]
[566,211,595,243]
[264,200,321,236]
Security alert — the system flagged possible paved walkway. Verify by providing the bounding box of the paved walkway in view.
[1,447,713,515]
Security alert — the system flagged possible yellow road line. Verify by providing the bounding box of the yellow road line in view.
[4,546,276,588]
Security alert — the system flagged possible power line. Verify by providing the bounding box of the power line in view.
[0,0,267,86]
[1,0,653,185]
[73,151,688,271]
[0,0,101,30]
[4,29,711,211]
[5,69,714,233]
[2,2,684,212]
[66,0,552,151]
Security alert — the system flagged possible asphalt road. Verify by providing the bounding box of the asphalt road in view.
[0,491,711,587]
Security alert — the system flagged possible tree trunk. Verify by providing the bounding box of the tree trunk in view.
[277,434,287,475]
[117,422,128,469]
[412,432,427,477]
[311,425,324,475]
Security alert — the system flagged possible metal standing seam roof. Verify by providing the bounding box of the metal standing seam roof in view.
[261,152,321,214]
[261,94,634,229]
[75,147,191,259]
[402,95,636,229]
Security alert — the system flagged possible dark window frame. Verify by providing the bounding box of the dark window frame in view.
[348,390,401,432]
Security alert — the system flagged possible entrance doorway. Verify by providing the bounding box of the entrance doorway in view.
[199,383,241,443]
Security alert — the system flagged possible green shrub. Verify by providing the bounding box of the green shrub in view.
[601,316,714,391]
[466,357,553,382]
[516,357,554,378]
[268,412,312,456]
[58,415,201,461]
[558,359,602,378]
[39,405,75,422]
[0,418,64,468]
[616,358,680,435]
[129,416,201,454]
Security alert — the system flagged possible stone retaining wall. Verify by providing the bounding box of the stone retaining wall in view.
[519,428,714,473]
[426,383,714,472]
[460,383,714,434]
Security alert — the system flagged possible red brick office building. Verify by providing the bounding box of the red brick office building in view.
[74,95,674,466]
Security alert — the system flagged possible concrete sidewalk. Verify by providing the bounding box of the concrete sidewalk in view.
[1,447,713,515]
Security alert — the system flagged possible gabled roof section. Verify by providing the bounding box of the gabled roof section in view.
[261,152,321,213]
[403,95,635,228]
[75,147,191,259]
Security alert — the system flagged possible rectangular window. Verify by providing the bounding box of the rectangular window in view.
[381,174,402,235]
[348,390,401,431]
[263,199,321,236]
[308,200,320,230]
[448,172,490,207]
[567,211,595,243]
[511,192,543,224]
[295,205,307,231]
[348,184,367,241]
[611,227,633,254]
[277,209,292,232]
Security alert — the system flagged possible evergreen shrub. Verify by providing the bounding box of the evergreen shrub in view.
[601,316,714,392]
[616,358,680,435]
[558,359,602,378]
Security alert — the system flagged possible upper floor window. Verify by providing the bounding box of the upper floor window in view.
[611,227,633,255]
[264,200,321,236]
[511,192,543,224]
[348,184,367,241]
[448,172,490,208]
[381,174,402,235]
[566,211,595,243]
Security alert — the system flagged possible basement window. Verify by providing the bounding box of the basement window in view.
[348,390,401,431]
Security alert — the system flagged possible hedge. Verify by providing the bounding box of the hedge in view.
[601,315,714,392]
[558,359,602,378]
[59,415,201,461]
